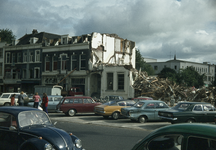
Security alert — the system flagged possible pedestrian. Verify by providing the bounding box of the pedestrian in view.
[42,93,49,113]
[11,94,16,106]
[33,92,41,108]
[17,91,24,106]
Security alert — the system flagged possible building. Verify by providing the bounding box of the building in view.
[147,56,215,87]
[0,40,6,93]
[3,30,136,99]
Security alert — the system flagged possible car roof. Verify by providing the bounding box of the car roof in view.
[0,106,40,116]
[138,100,164,103]
[145,123,216,139]
[64,96,92,99]
[178,102,210,104]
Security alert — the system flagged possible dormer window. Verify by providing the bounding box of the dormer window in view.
[61,35,69,44]
[30,37,38,44]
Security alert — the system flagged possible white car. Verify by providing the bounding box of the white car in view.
[0,93,28,106]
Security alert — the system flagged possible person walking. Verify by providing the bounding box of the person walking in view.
[11,94,16,106]
[42,93,49,113]
[33,92,41,108]
[17,91,24,106]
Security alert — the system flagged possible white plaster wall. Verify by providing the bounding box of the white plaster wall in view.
[92,32,102,49]
[103,36,115,63]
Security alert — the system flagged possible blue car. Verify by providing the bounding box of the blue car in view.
[0,106,84,150]
[121,100,169,123]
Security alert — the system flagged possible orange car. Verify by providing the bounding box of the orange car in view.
[94,100,135,119]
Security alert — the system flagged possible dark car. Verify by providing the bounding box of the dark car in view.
[121,100,169,123]
[132,123,216,150]
[56,96,101,116]
[0,106,84,150]
[158,101,216,124]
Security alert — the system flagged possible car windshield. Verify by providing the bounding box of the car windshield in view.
[174,103,191,110]
[134,102,145,108]
[18,111,52,127]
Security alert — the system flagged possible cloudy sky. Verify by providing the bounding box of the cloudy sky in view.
[1,0,216,64]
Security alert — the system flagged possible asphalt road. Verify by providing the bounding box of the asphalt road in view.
[49,113,171,150]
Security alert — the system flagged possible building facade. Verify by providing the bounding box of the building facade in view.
[3,30,136,99]
[147,56,215,87]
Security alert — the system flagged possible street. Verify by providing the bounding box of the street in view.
[49,113,171,150]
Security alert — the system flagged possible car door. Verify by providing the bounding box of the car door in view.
[0,113,19,150]
[142,102,156,120]
[83,98,95,112]
[192,104,208,122]
[73,98,84,113]
[47,97,54,110]
[0,94,11,105]
[203,104,216,122]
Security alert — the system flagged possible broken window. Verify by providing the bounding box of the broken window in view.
[80,54,86,70]
[118,73,124,90]
[53,56,58,71]
[45,56,50,71]
[61,55,67,70]
[107,73,113,90]
[72,54,77,70]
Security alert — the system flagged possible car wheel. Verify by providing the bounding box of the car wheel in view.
[103,116,109,119]
[112,112,120,120]
[187,119,195,123]
[4,103,10,106]
[68,109,76,117]
[138,116,146,123]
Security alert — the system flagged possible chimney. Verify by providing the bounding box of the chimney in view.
[32,29,38,34]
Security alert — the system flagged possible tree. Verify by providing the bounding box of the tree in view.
[135,49,154,75]
[158,67,177,82]
[178,66,204,88]
[0,28,16,44]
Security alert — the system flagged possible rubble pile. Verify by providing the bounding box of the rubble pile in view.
[132,70,216,105]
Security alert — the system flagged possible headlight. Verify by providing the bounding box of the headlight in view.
[75,139,82,148]
[44,143,55,150]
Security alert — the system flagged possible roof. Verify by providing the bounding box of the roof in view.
[64,96,92,99]
[17,31,61,46]
[0,106,40,116]
[138,100,164,103]
[146,123,216,139]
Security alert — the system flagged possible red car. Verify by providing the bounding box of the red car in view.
[56,96,101,116]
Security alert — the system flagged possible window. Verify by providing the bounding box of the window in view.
[35,67,40,78]
[29,51,33,62]
[175,65,177,70]
[84,98,92,103]
[73,99,82,104]
[17,53,21,62]
[72,54,77,70]
[29,69,34,78]
[23,52,27,62]
[53,56,58,71]
[12,69,16,79]
[6,52,10,63]
[45,56,50,71]
[35,50,40,62]
[61,55,67,70]
[80,54,86,70]
[118,73,124,90]
[193,105,202,111]
[0,63,2,76]
[154,66,158,70]
[23,69,26,79]
[146,103,155,109]
[12,53,16,64]
[0,49,3,58]
[107,73,113,90]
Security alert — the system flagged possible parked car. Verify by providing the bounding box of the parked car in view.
[121,100,169,123]
[132,97,153,102]
[132,123,216,150]
[0,92,28,106]
[158,101,216,124]
[94,100,135,119]
[0,106,84,150]
[56,96,102,116]
[28,95,63,111]
[102,95,124,102]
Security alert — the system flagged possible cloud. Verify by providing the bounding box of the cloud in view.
[0,0,216,64]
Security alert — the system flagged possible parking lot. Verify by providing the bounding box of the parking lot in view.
[49,112,171,131]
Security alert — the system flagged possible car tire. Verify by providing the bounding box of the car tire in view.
[68,109,76,117]
[112,112,120,120]
[187,119,195,123]
[4,102,10,106]
[138,116,146,123]
[103,116,109,119]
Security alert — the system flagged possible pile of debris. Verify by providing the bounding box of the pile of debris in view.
[132,69,216,105]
